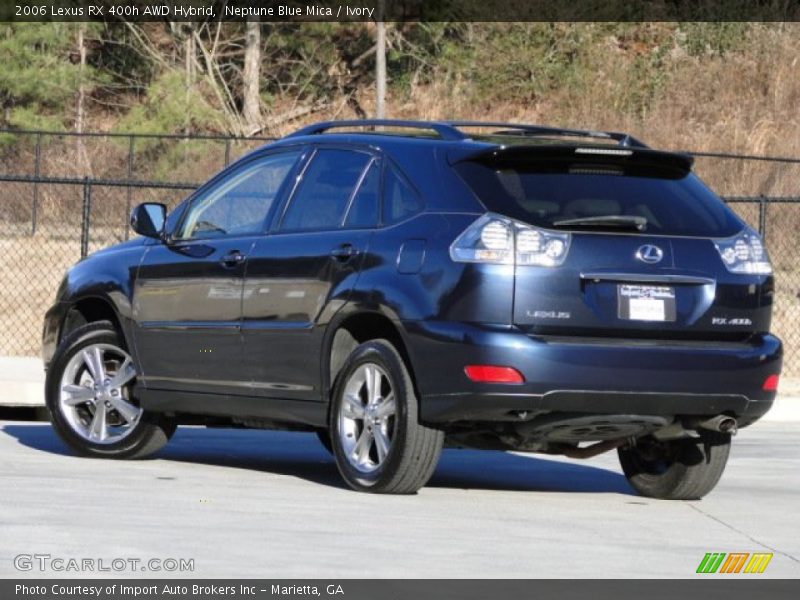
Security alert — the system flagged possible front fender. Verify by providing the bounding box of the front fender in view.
[42,239,148,368]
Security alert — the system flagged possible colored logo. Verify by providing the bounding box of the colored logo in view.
[696,552,773,574]
[635,244,664,264]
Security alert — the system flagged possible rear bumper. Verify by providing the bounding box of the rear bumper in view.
[404,321,782,426]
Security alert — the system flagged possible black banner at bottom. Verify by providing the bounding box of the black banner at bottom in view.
[4,579,799,600]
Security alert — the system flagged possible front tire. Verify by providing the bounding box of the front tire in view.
[329,339,444,494]
[45,321,176,459]
[618,431,731,500]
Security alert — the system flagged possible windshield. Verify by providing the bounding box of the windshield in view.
[454,160,744,237]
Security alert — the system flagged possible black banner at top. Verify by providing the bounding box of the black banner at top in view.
[4,0,800,22]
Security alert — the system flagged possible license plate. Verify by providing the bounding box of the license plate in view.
[618,284,676,322]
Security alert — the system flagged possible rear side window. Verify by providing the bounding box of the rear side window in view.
[383,166,423,225]
[344,160,380,228]
[280,149,371,231]
[454,160,743,237]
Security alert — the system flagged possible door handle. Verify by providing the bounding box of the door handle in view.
[220,250,246,268]
[330,244,359,262]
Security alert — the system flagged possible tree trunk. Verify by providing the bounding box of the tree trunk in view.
[243,16,262,132]
[185,28,195,91]
[184,26,195,134]
[76,24,91,176]
[375,3,387,119]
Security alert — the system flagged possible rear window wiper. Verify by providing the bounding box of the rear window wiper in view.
[551,215,647,231]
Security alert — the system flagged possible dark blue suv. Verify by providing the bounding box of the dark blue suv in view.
[43,120,782,498]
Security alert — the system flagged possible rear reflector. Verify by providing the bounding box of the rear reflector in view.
[464,365,525,384]
[762,374,780,392]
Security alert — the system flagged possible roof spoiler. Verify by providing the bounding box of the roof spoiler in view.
[453,144,694,173]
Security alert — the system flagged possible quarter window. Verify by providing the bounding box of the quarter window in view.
[280,149,372,231]
[383,165,423,225]
[176,151,299,240]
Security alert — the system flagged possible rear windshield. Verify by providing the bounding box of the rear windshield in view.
[454,160,743,237]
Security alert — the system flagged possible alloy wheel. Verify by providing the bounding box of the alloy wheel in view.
[58,343,142,444]
[337,362,397,473]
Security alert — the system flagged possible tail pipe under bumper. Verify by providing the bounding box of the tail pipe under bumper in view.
[693,414,738,435]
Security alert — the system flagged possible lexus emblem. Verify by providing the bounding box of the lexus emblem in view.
[636,244,664,264]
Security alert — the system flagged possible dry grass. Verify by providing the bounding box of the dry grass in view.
[0,236,80,357]
[376,25,800,162]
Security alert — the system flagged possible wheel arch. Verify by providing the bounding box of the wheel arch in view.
[322,310,417,407]
[60,295,127,348]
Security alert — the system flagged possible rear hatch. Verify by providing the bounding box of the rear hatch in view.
[453,145,773,340]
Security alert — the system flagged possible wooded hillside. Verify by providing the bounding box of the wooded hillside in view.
[1,21,798,155]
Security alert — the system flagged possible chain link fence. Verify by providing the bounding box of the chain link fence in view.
[0,176,198,356]
[0,130,798,376]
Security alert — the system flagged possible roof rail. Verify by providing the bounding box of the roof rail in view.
[287,119,466,141]
[443,121,649,148]
[287,119,647,148]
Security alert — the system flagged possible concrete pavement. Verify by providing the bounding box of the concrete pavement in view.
[0,357,44,407]
[0,419,798,578]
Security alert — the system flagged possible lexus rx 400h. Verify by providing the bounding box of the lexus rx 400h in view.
[43,120,782,497]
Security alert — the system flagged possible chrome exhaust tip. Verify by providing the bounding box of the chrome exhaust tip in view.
[697,414,738,435]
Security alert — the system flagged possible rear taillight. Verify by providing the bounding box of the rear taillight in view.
[464,365,525,384]
[714,227,772,275]
[763,374,780,392]
[450,213,571,267]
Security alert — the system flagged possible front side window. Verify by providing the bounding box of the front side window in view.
[176,151,300,240]
[280,149,372,231]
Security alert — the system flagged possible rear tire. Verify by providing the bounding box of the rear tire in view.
[46,321,176,459]
[329,339,444,494]
[618,431,731,500]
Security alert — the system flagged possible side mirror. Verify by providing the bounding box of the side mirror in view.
[130,203,166,239]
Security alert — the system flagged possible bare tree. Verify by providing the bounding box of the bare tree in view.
[375,1,387,119]
[242,16,262,132]
[192,23,246,134]
[184,23,195,134]
[184,25,195,91]
[75,23,92,176]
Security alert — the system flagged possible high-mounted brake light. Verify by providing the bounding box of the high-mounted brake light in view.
[574,147,633,156]
[464,365,525,384]
[762,374,780,392]
[450,213,571,267]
